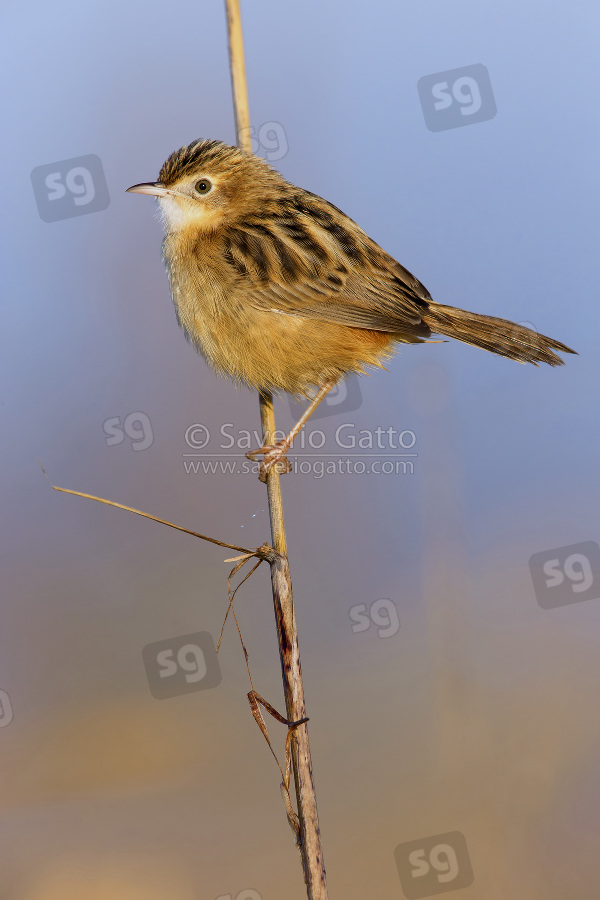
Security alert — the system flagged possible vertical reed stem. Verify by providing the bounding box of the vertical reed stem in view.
[224,2,328,896]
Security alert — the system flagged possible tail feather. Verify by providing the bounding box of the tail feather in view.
[423,302,576,367]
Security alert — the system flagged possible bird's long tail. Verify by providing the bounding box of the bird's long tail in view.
[422,302,576,367]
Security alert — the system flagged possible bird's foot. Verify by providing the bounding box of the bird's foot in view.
[246,440,293,483]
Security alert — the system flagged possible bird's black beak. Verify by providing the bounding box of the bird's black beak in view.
[126,182,171,197]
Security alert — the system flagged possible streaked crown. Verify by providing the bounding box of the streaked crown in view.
[159,139,259,187]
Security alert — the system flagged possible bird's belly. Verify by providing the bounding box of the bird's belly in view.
[199,307,393,395]
[168,259,394,395]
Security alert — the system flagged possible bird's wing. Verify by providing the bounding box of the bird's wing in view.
[222,192,433,336]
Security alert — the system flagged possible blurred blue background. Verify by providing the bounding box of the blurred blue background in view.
[1,1,598,897]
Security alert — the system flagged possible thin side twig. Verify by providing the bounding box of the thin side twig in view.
[39,460,256,556]
[224,2,328,897]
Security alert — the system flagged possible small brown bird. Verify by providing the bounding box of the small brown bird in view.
[127,139,575,479]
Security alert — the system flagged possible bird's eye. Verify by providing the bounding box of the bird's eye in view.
[195,178,212,195]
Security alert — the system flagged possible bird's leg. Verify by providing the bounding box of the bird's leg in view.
[247,377,339,482]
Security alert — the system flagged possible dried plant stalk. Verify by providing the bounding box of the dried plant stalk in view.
[224,1,328,896]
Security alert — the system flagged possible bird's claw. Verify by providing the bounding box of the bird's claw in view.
[246,441,293,483]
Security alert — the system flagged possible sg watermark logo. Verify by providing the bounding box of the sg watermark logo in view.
[288,375,362,421]
[395,832,474,898]
[0,690,13,728]
[142,632,221,699]
[529,541,600,610]
[349,598,400,638]
[418,64,496,132]
[103,412,154,451]
[216,890,262,900]
[239,121,288,161]
[31,154,110,222]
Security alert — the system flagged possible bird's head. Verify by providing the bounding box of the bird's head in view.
[126,138,283,234]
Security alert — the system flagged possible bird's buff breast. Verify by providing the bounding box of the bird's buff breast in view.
[163,233,394,395]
